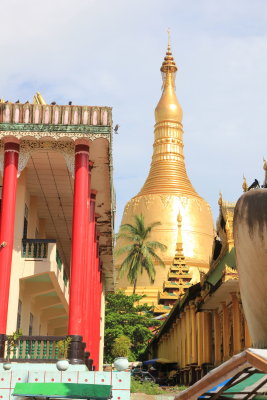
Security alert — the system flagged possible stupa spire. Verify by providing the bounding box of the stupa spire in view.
[160,29,178,75]
[138,40,198,197]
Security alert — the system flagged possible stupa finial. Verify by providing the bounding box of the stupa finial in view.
[242,175,248,192]
[160,30,177,75]
[167,28,171,49]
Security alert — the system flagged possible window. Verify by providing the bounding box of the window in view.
[29,312,33,336]
[16,300,22,331]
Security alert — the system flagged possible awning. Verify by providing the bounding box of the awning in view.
[199,372,267,399]
[13,382,112,400]
[143,358,177,364]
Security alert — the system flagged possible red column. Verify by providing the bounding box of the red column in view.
[68,143,89,336]
[0,141,20,334]
[94,242,102,370]
[84,192,96,354]
[81,163,93,347]
[91,226,97,368]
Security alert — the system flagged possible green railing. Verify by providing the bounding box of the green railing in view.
[22,239,56,259]
[63,271,68,287]
[56,249,62,271]
[0,335,91,368]
[21,239,69,289]
[5,335,65,361]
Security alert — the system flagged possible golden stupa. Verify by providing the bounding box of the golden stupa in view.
[115,39,214,305]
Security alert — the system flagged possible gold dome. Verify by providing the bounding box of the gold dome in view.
[115,41,214,305]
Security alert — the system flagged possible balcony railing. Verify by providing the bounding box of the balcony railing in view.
[0,335,92,369]
[21,239,69,293]
[6,335,65,361]
[22,239,56,259]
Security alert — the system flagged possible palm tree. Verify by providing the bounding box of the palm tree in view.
[115,214,167,294]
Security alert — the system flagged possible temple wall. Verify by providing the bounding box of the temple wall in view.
[148,288,252,386]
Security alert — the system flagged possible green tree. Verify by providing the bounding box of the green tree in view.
[104,292,161,363]
[112,336,132,358]
[116,214,167,293]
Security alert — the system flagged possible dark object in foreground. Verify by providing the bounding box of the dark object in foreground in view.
[248,178,260,190]
[131,369,156,383]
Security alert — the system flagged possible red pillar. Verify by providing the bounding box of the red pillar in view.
[0,141,20,334]
[84,190,96,352]
[94,241,102,370]
[84,192,96,354]
[68,143,89,337]
[91,225,97,368]
[81,163,92,347]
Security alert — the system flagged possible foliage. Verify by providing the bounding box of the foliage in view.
[56,336,72,359]
[112,335,131,358]
[130,378,164,395]
[115,214,167,293]
[131,378,188,395]
[6,329,23,361]
[104,291,161,363]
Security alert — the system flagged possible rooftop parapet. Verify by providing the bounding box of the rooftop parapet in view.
[0,102,112,127]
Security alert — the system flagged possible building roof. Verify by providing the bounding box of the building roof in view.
[206,247,236,287]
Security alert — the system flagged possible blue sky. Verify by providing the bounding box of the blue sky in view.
[1,0,267,231]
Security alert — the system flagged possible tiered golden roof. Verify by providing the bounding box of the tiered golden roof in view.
[157,214,192,313]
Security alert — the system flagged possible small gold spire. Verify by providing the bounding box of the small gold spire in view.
[33,92,46,105]
[176,211,183,256]
[218,192,223,206]
[0,98,4,103]
[242,175,248,192]
[263,158,267,171]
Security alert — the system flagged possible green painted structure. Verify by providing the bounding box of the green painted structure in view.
[13,383,112,400]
